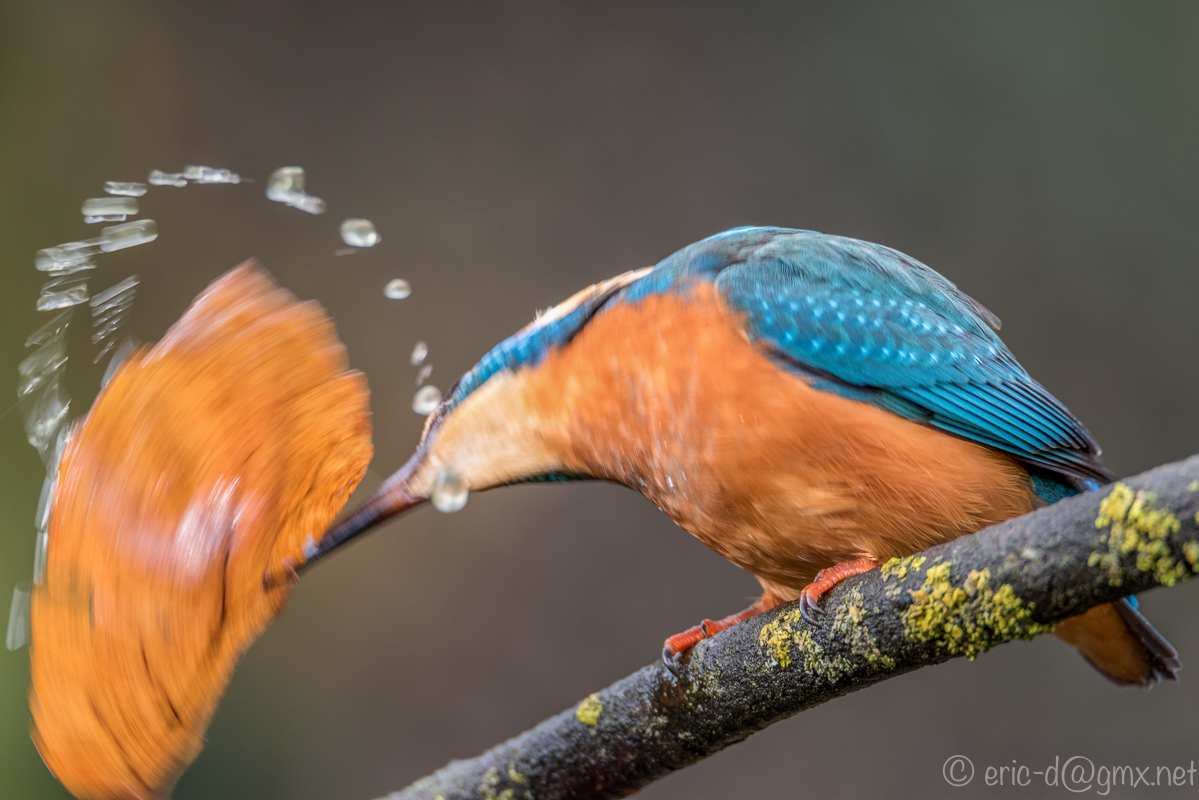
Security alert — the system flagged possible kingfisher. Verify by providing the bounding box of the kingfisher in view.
[308,226,1179,686]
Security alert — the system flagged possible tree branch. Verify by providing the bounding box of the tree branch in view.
[385,455,1199,800]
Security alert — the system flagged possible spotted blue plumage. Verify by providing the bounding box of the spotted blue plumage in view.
[443,226,1111,491]
[647,227,1112,487]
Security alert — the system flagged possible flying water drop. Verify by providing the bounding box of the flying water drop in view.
[182,165,241,184]
[32,528,47,584]
[100,220,157,252]
[19,334,68,390]
[100,338,135,388]
[410,340,428,365]
[148,169,187,187]
[82,197,138,217]
[90,275,139,310]
[415,364,433,386]
[25,309,72,347]
[36,241,101,273]
[37,282,89,311]
[35,471,55,532]
[104,181,147,197]
[412,385,442,415]
[6,583,31,651]
[384,278,411,300]
[266,166,325,214]
[430,467,469,514]
[265,166,303,200]
[340,218,380,248]
[20,374,69,462]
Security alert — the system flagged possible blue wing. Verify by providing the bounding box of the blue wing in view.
[648,227,1111,486]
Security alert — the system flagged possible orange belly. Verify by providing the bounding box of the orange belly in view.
[527,281,1040,599]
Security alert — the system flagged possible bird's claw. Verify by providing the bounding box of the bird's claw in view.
[799,589,825,624]
[662,646,686,678]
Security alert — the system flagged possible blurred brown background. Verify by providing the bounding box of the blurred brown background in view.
[3,2,1199,798]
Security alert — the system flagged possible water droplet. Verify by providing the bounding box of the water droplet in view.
[83,215,128,224]
[415,364,433,386]
[35,472,55,531]
[36,240,102,273]
[292,194,326,214]
[100,219,157,252]
[89,275,139,310]
[384,278,411,300]
[148,169,187,187]
[333,248,356,257]
[25,309,72,348]
[412,385,442,415]
[19,335,67,387]
[100,338,135,387]
[430,467,468,513]
[410,340,428,365]
[266,166,305,200]
[340,218,380,248]
[92,319,126,345]
[82,197,138,217]
[183,164,241,184]
[20,374,70,461]
[266,166,325,214]
[91,278,137,359]
[6,583,31,651]
[105,180,147,197]
[32,528,48,585]
[37,282,89,311]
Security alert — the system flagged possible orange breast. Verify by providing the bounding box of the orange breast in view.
[526,281,1039,598]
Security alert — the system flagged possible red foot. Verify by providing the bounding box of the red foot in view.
[798,556,881,623]
[662,599,774,675]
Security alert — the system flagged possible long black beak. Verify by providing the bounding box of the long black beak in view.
[279,454,428,584]
[283,396,457,582]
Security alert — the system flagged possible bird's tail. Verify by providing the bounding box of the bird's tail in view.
[1053,598,1180,686]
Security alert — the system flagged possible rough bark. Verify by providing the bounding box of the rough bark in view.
[385,455,1199,800]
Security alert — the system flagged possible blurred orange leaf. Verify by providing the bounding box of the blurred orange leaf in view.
[29,261,372,799]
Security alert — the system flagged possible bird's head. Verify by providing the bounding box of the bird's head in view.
[302,267,654,569]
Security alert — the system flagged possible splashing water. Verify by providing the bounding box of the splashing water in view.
[26,309,73,347]
[20,375,69,461]
[339,218,380,248]
[430,467,469,513]
[82,197,138,218]
[412,385,442,415]
[266,166,326,215]
[32,529,48,585]
[384,278,411,300]
[6,583,31,651]
[37,278,89,311]
[100,339,135,389]
[100,220,158,252]
[19,318,73,463]
[148,169,187,187]
[90,276,139,360]
[104,181,147,197]
[182,165,242,184]
[36,241,101,273]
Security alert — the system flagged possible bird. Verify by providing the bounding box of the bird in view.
[304,226,1179,686]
